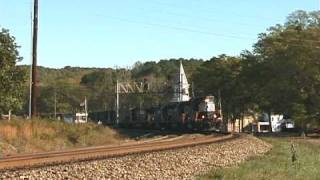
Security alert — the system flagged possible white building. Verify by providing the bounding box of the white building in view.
[270,114,284,132]
[257,113,294,132]
[75,112,88,124]
[171,61,190,102]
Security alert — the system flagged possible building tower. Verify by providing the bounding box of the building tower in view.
[171,61,190,102]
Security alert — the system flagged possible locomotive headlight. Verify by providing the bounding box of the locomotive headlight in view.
[202,115,205,119]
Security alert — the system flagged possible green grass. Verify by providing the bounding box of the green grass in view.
[199,137,320,180]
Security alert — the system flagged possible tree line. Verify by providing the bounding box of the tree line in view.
[193,10,320,128]
[1,10,320,127]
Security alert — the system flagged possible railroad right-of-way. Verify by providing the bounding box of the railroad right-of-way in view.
[1,134,271,180]
[0,133,234,170]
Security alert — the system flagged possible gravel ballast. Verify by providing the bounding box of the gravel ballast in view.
[1,134,271,180]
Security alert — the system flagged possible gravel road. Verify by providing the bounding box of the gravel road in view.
[1,134,271,180]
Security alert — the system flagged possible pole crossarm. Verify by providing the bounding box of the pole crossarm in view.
[117,81,149,94]
[115,80,149,125]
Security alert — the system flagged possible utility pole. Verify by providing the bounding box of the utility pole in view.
[28,3,33,119]
[218,90,225,132]
[85,96,88,123]
[191,81,195,98]
[180,72,182,102]
[116,80,119,125]
[54,89,57,119]
[31,0,39,118]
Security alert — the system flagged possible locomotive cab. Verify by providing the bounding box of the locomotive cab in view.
[193,96,217,129]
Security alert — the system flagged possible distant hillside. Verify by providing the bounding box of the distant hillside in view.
[18,59,204,115]
[19,65,107,86]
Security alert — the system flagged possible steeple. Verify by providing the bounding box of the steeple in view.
[171,61,190,102]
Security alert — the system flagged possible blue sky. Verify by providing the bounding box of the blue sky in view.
[0,0,318,68]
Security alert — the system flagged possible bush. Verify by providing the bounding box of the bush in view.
[0,118,122,155]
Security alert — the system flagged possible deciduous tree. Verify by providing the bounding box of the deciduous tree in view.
[0,28,26,114]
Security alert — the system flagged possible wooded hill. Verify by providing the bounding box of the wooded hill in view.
[18,59,204,115]
[2,10,320,127]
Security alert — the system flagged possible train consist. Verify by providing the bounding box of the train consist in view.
[89,95,222,130]
[89,62,222,130]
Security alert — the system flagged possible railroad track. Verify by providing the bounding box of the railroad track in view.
[0,133,238,171]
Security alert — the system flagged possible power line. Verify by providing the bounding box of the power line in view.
[95,14,257,41]
[95,13,320,45]
[17,2,320,45]
[91,1,281,36]
[118,4,273,30]
[146,0,285,22]
[91,1,320,43]
[122,7,270,37]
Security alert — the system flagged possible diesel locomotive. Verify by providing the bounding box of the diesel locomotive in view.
[89,62,222,130]
[89,95,222,130]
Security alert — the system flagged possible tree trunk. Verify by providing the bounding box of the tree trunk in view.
[8,110,11,121]
[241,112,244,132]
[238,117,241,132]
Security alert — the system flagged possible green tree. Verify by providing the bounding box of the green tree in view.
[247,10,320,128]
[0,28,26,114]
[193,55,245,126]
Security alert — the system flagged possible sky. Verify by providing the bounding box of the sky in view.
[0,0,319,68]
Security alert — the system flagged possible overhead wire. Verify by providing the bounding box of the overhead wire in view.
[129,4,272,30]
[91,1,278,37]
[7,1,320,58]
[146,0,285,22]
[11,1,320,44]
[87,1,320,45]
[94,13,320,45]
[94,13,257,41]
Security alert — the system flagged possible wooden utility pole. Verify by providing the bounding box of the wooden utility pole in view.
[116,80,119,125]
[54,88,57,119]
[31,0,39,118]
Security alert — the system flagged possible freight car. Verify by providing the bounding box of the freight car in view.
[156,95,222,130]
[88,110,116,125]
[89,95,222,131]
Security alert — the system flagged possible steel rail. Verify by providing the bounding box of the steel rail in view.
[0,134,239,171]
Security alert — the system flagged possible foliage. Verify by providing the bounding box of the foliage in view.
[17,58,203,115]
[80,68,124,111]
[131,58,203,106]
[193,55,244,121]
[193,10,320,126]
[249,10,320,125]
[0,118,122,154]
[7,10,320,127]
[0,28,26,114]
